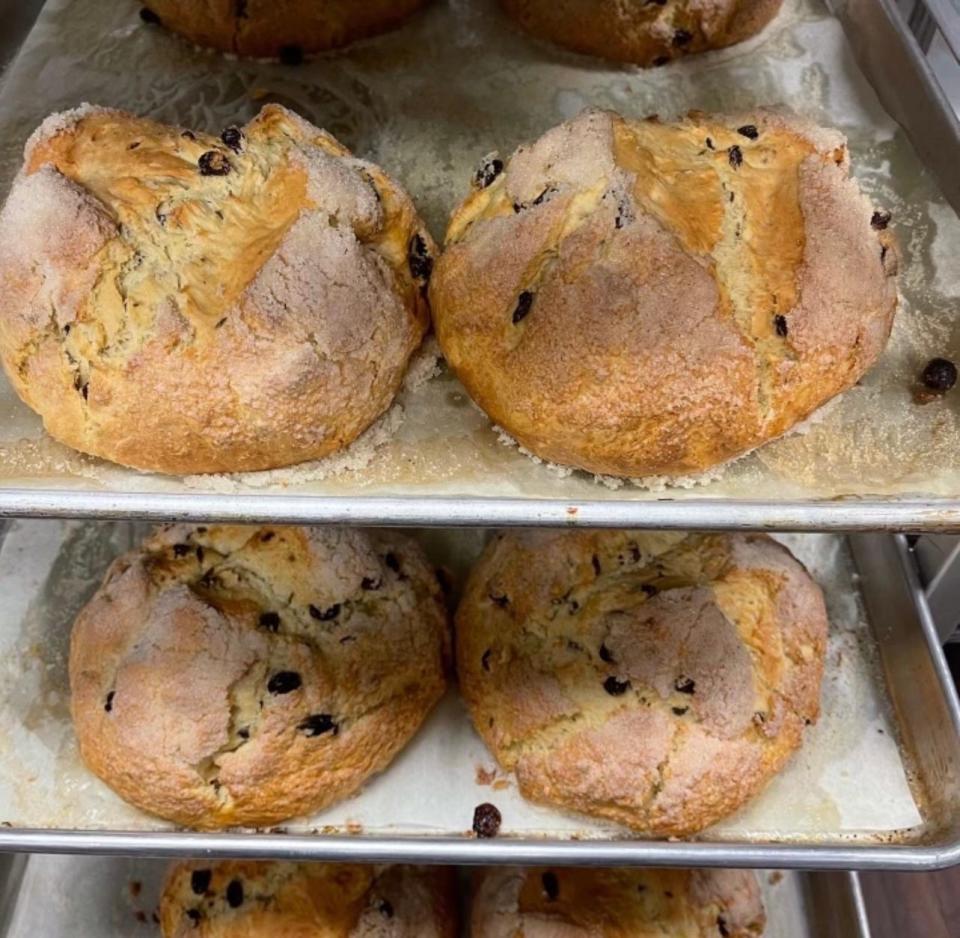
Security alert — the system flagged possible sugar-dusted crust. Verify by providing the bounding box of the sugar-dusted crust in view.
[431,108,898,478]
[501,0,783,66]
[142,0,429,56]
[0,104,433,474]
[456,530,826,836]
[160,861,458,937]
[69,525,449,829]
[472,866,765,937]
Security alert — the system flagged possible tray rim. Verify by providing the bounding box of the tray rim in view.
[0,534,957,871]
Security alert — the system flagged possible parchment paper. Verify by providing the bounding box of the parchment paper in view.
[0,521,924,841]
[0,0,957,501]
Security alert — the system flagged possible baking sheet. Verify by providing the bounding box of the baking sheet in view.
[0,521,924,842]
[0,0,957,504]
[0,857,824,938]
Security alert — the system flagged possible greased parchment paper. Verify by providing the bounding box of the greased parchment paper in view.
[0,521,923,840]
[0,0,957,501]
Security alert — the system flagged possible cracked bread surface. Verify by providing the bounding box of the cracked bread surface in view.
[471,866,764,937]
[142,0,429,57]
[0,104,433,474]
[69,524,449,830]
[160,860,458,937]
[456,530,826,836]
[500,0,782,67]
[160,861,458,937]
[431,108,898,478]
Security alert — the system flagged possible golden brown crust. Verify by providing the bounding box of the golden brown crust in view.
[69,524,449,830]
[0,104,433,474]
[431,108,898,478]
[500,0,783,66]
[143,0,430,56]
[160,861,459,937]
[472,867,765,937]
[456,530,827,836]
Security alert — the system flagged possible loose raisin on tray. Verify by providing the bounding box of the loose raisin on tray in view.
[309,603,341,621]
[475,157,504,189]
[542,871,560,900]
[871,210,891,230]
[774,314,788,337]
[198,151,231,176]
[408,233,433,283]
[379,900,394,918]
[921,357,957,392]
[267,671,302,695]
[258,612,280,632]
[737,124,759,139]
[675,676,696,694]
[226,879,244,908]
[220,126,244,152]
[139,7,161,24]
[728,146,743,169]
[298,713,338,737]
[603,676,631,696]
[190,869,211,896]
[279,44,304,65]
[673,29,693,46]
[472,802,502,838]
[512,291,534,324]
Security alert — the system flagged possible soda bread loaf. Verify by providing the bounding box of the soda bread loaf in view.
[500,0,782,66]
[471,866,765,937]
[0,104,433,474]
[160,861,458,937]
[431,108,898,478]
[141,0,429,57]
[69,524,449,829]
[456,530,827,836]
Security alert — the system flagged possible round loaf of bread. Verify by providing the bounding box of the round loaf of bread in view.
[69,524,448,829]
[142,0,429,56]
[0,104,433,474]
[431,108,898,478]
[456,530,827,836]
[472,866,764,937]
[160,861,458,937]
[500,0,782,66]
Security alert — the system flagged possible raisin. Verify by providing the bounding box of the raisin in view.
[603,676,631,696]
[260,531,275,542]
[652,55,670,66]
[647,0,667,6]
[139,7,161,24]
[871,210,891,230]
[104,691,115,713]
[489,592,509,608]
[675,676,696,694]
[361,576,382,591]
[379,900,394,918]
[238,727,250,739]
[728,146,743,169]
[226,879,244,908]
[258,612,280,632]
[592,554,602,576]
[672,706,689,716]
[475,157,504,189]
[737,124,759,139]
[385,553,401,573]
[221,126,244,152]
[705,137,715,150]
[309,603,341,621]
[542,871,559,901]
[599,643,615,664]
[198,151,231,176]
[481,649,492,671]
[408,233,433,282]
[185,909,202,926]
[190,869,211,896]
[128,141,141,151]
[473,802,502,838]
[173,543,191,557]
[298,713,338,736]
[267,671,302,695]
[279,44,304,65]
[196,546,204,563]
[181,130,196,141]
[921,357,957,392]
[641,584,658,597]
[673,29,693,46]
[512,291,534,324]
[718,916,730,937]
[774,314,788,337]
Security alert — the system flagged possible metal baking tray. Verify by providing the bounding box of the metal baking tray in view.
[0,856,873,938]
[0,0,958,530]
[0,525,957,871]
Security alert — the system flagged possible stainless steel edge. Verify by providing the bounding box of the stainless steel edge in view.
[829,0,960,215]
[849,872,874,938]
[804,871,874,936]
[0,855,26,935]
[1,490,960,531]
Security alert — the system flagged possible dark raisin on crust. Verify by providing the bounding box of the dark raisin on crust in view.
[260,531,275,542]
[278,44,304,65]
[672,706,689,716]
[196,546,204,562]
[481,649,492,671]
[226,879,244,908]
[408,233,433,283]
[258,611,280,632]
[185,909,202,926]
[220,126,244,152]
[718,916,731,937]
[385,553,401,573]
[139,7,161,24]
[298,713,338,737]
[472,802,502,838]
[309,602,341,621]
[475,157,504,189]
[774,314,789,337]
[675,676,696,694]
[238,727,250,739]
[705,137,715,150]
[603,676,631,696]
[542,871,560,901]
[737,124,760,139]
[379,899,394,918]
[361,576,382,591]
[871,210,891,230]
[198,151,231,176]
[673,29,693,46]
[104,691,115,713]
[880,244,888,263]
[641,583,658,597]
[181,130,196,141]
[512,291,534,324]
[652,55,670,67]
[728,145,743,169]
[190,869,211,896]
[489,592,510,608]
[599,643,615,664]
[173,543,191,557]
[267,671,302,695]
[592,554,602,575]
[921,357,957,392]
